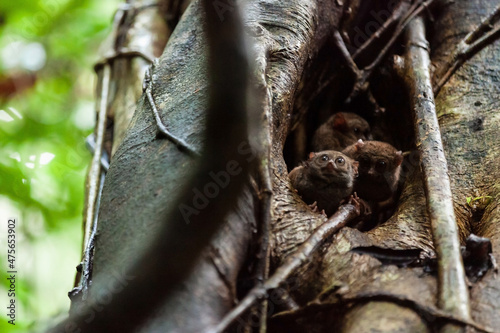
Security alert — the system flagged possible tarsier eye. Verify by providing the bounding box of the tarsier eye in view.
[321,155,329,161]
[336,157,345,165]
[376,160,386,172]
[353,127,359,133]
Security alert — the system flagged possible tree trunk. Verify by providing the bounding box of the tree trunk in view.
[60,0,500,332]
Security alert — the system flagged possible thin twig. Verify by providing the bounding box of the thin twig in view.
[352,0,408,60]
[296,0,429,116]
[81,64,111,264]
[94,48,155,71]
[80,171,105,299]
[332,0,435,105]
[207,203,362,333]
[405,16,471,333]
[465,5,500,45]
[256,161,273,333]
[350,0,434,100]
[79,133,110,299]
[467,24,500,56]
[143,65,200,157]
[361,0,422,73]
[85,134,110,172]
[294,0,417,116]
[332,30,366,102]
[71,64,112,307]
[433,5,500,96]
[332,30,384,111]
[334,30,362,78]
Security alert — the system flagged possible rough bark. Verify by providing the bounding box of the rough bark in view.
[431,0,500,330]
[269,0,500,332]
[63,0,500,332]
[61,0,254,331]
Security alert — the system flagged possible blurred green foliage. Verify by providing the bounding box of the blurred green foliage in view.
[0,0,120,331]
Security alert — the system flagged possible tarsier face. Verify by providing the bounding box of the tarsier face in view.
[357,155,392,179]
[345,140,402,182]
[342,140,403,202]
[308,151,359,180]
[332,112,372,141]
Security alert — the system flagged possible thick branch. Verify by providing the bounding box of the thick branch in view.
[404,16,470,333]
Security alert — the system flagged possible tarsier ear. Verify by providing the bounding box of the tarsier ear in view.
[352,161,359,177]
[333,112,348,130]
[395,151,403,166]
[354,139,364,151]
[308,152,316,160]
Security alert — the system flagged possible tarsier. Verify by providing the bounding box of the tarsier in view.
[342,139,403,204]
[289,150,359,216]
[312,112,372,151]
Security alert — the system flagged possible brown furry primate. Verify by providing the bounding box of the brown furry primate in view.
[312,112,372,151]
[289,150,359,216]
[343,140,403,229]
